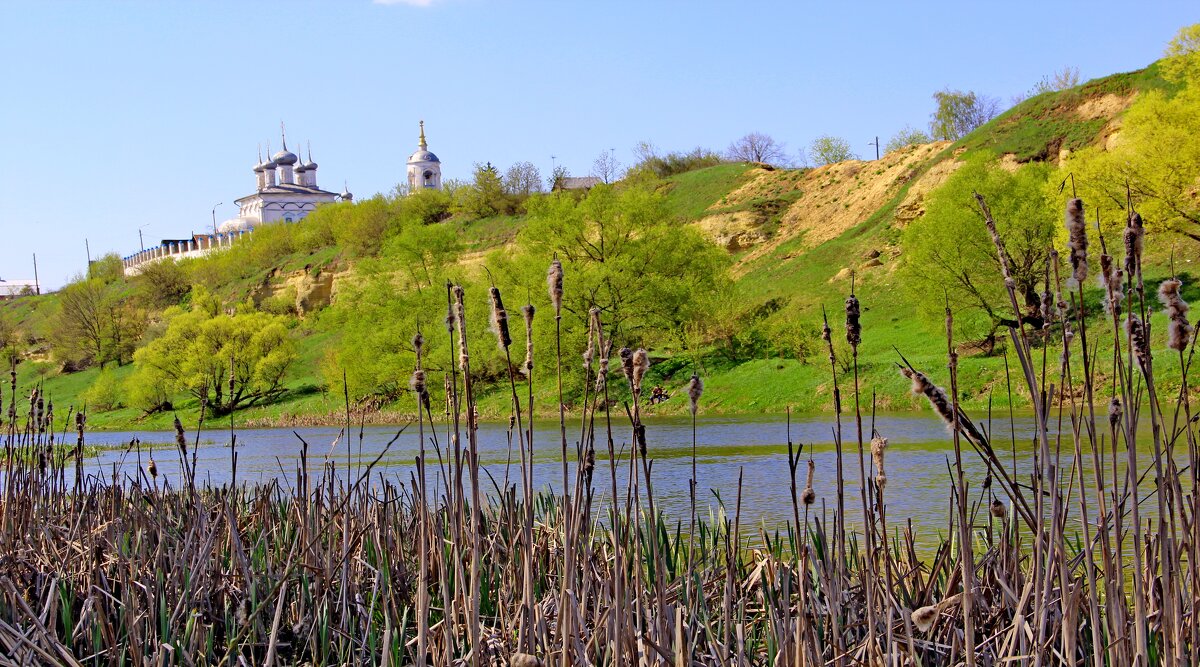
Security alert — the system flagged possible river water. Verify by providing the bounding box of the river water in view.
[74,411,1188,541]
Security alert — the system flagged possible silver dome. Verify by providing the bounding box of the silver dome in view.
[272,149,298,166]
[408,150,439,163]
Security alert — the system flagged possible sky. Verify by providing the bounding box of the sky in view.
[0,1,1196,289]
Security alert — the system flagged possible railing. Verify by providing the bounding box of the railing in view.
[122,228,252,275]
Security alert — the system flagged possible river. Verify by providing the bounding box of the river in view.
[72,411,1189,542]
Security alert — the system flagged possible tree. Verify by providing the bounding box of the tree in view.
[514,184,730,341]
[130,292,295,414]
[808,135,856,166]
[132,258,191,309]
[726,132,788,165]
[901,158,1057,345]
[1162,23,1200,84]
[455,162,513,218]
[547,165,570,191]
[591,150,622,184]
[87,254,125,284]
[1064,28,1200,240]
[929,89,1001,141]
[503,161,543,196]
[380,222,462,290]
[885,125,933,154]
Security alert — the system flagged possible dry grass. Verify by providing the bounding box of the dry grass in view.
[0,190,1197,665]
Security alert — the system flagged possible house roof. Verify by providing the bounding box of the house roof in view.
[235,183,339,203]
[558,176,603,190]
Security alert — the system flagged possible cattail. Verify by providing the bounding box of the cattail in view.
[900,367,955,427]
[1126,314,1151,373]
[1157,278,1193,351]
[1124,211,1144,289]
[821,319,831,343]
[912,605,939,633]
[148,457,158,480]
[1065,197,1088,285]
[990,497,1006,519]
[871,435,888,490]
[488,286,512,350]
[410,369,430,412]
[452,285,469,371]
[801,459,816,506]
[594,341,611,393]
[520,304,535,375]
[632,348,649,393]
[547,259,564,317]
[583,308,598,372]
[445,298,456,334]
[1098,253,1122,317]
[912,593,961,634]
[845,294,861,348]
[174,415,188,459]
[1108,396,1122,430]
[619,347,634,382]
[686,373,703,416]
[1040,290,1054,328]
[510,653,543,667]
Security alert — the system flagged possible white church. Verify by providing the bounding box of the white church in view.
[123,122,442,273]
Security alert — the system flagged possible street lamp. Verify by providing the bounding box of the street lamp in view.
[138,223,150,251]
[868,136,880,161]
[211,202,223,235]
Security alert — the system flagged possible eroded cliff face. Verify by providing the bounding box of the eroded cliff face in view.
[252,264,349,316]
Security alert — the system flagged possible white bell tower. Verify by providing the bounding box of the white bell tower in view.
[406,120,442,193]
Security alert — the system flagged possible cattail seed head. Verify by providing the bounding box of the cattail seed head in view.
[632,348,649,393]
[1124,211,1144,289]
[412,332,424,360]
[547,259,564,316]
[148,457,158,480]
[844,294,861,348]
[686,373,703,416]
[1126,314,1151,373]
[1157,278,1193,352]
[452,285,469,372]
[619,347,634,381]
[410,369,430,412]
[174,416,187,458]
[821,319,831,343]
[1040,290,1054,328]
[1065,197,1088,285]
[1108,396,1122,430]
[594,341,611,393]
[488,286,512,350]
[900,367,955,427]
[520,304,535,375]
[990,497,1006,519]
[870,435,888,490]
[801,458,816,506]
[912,605,939,633]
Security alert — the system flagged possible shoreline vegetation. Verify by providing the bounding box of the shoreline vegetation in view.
[2,190,1198,665]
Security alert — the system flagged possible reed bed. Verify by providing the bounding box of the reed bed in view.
[0,193,1197,665]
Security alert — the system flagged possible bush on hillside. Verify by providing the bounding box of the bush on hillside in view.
[82,368,124,411]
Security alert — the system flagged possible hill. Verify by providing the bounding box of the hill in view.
[3,56,1198,431]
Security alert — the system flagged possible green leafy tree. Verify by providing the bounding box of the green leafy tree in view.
[808,135,856,165]
[130,291,296,414]
[1064,29,1200,240]
[455,162,513,218]
[885,125,933,153]
[901,158,1057,345]
[51,277,143,369]
[929,89,1001,141]
[131,258,191,309]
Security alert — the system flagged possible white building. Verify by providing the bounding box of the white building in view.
[219,132,351,234]
[406,121,442,193]
[0,279,38,299]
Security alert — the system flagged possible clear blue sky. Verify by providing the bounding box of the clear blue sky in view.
[1,0,1195,288]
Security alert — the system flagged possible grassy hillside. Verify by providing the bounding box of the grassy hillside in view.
[4,61,1196,431]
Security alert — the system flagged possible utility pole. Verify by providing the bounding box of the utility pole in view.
[211,202,223,235]
[32,254,40,295]
[869,136,880,161]
[85,239,91,266]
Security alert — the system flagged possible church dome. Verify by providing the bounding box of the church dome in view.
[218,216,256,234]
[409,150,439,163]
[253,162,265,173]
[294,161,309,173]
[272,148,298,166]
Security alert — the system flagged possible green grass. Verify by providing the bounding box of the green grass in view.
[660,163,757,221]
[955,64,1176,161]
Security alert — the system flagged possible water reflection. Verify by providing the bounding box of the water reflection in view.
[75,412,1188,545]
